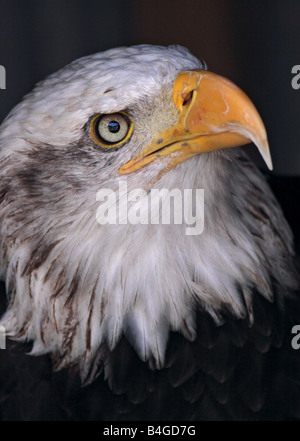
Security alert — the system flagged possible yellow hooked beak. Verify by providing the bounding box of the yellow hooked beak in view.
[119,69,272,175]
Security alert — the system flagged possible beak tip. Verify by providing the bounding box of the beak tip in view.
[253,136,273,171]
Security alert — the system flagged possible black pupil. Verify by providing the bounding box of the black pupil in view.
[108,121,120,133]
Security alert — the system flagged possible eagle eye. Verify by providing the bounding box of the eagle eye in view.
[91,112,134,148]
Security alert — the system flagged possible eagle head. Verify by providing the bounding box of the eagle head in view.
[0,45,297,383]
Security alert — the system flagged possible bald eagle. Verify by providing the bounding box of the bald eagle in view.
[0,45,299,421]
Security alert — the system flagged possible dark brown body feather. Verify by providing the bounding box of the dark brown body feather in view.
[1,280,300,421]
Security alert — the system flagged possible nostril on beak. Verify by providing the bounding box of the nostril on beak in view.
[182,90,194,107]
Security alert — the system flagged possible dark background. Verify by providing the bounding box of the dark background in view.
[0,0,300,175]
